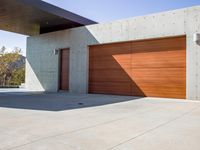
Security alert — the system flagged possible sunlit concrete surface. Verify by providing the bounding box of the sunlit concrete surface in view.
[0,93,200,150]
[0,88,42,96]
[0,88,30,93]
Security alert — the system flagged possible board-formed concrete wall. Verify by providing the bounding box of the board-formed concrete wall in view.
[26,6,200,100]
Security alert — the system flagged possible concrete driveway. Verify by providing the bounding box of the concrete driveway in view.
[0,92,200,150]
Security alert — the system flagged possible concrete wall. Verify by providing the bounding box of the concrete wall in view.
[26,6,200,100]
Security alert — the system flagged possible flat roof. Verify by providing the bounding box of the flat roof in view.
[0,0,97,35]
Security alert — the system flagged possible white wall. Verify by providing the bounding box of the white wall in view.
[26,6,200,100]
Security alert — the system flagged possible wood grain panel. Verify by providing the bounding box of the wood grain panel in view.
[89,69,132,82]
[131,68,186,98]
[132,36,186,53]
[131,36,186,98]
[131,68,186,83]
[89,82,132,95]
[90,42,132,57]
[60,49,69,91]
[89,55,131,69]
[89,42,132,95]
[132,50,186,68]
[89,36,186,99]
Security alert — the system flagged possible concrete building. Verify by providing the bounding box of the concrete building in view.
[1,0,200,100]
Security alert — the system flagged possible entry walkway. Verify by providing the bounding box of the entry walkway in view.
[0,88,30,93]
[0,88,41,95]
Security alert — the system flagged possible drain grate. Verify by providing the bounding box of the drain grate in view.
[78,103,84,105]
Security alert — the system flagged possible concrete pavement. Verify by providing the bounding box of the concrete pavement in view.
[0,93,200,150]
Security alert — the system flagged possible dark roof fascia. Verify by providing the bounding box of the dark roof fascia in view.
[17,0,97,25]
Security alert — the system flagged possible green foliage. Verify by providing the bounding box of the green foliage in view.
[9,67,25,85]
[0,46,25,86]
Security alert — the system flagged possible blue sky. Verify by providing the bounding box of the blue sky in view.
[0,0,200,56]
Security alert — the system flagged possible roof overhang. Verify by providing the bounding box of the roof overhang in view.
[0,0,97,35]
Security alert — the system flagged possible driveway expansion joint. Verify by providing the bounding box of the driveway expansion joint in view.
[107,105,200,150]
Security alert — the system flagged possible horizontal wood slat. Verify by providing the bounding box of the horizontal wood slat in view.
[89,82,132,96]
[132,50,186,68]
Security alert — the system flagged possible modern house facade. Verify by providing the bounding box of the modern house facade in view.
[1,0,200,100]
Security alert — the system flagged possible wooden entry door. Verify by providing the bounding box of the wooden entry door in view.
[59,48,69,91]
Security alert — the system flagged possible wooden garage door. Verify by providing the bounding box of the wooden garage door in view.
[89,36,186,99]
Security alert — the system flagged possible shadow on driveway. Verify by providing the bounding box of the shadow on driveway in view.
[0,92,140,111]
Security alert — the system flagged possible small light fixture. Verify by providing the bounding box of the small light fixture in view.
[54,49,59,55]
[193,33,200,44]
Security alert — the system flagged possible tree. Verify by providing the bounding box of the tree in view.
[9,67,25,85]
[13,47,22,54]
[0,47,24,86]
[0,46,6,54]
